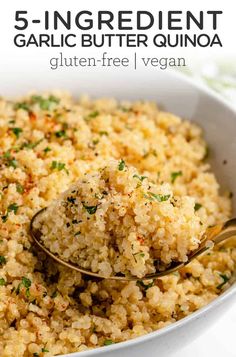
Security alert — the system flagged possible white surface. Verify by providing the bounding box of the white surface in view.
[174,303,236,357]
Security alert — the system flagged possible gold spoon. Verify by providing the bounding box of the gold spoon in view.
[29,208,236,281]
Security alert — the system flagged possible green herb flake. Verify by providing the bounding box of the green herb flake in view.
[21,139,43,150]
[83,204,98,215]
[9,159,18,168]
[50,161,69,175]
[1,215,8,223]
[0,278,6,286]
[16,183,24,194]
[2,202,19,222]
[8,203,19,215]
[171,171,183,183]
[86,111,99,120]
[118,159,125,171]
[136,280,154,291]
[144,192,171,202]
[15,102,30,112]
[194,203,202,211]
[99,131,108,136]
[55,130,67,138]
[3,152,18,169]
[42,348,49,353]
[74,231,81,236]
[44,147,51,153]
[11,127,23,138]
[104,339,115,346]
[31,95,60,110]
[133,174,147,182]
[16,276,31,297]
[92,139,99,145]
[22,277,31,289]
[217,274,230,289]
[33,353,39,357]
[0,256,6,266]
[3,151,11,159]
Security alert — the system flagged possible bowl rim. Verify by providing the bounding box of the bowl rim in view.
[57,70,236,357]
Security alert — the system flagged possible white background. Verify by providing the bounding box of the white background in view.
[174,303,236,357]
[0,1,236,356]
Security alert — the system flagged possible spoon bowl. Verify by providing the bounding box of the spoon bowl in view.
[29,208,236,281]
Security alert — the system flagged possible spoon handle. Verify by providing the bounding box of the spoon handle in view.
[187,218,236,262]
[213,218,236,244]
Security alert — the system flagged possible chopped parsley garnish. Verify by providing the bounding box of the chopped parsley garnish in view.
[51,161,69,175]
[104,339,115,346]
[87,111,99,120]
[33,353,39,357]
[144,192,171,202]
[171,171,183,183]
[0,256,6,266]
[7,203,19,214]
[55,130,67,138]
[194,203,202,211]
[15,102,30,111]
[3,151,11,159]
[118,159,125,171]
[16,183,24,194]
[31,95,60,110]
[44,147,51,153]
[8,159,18,168]
[1,215,8,223]
[0,278,6,286]
[92,139,99,145]
[11,127,23,138]
[217,274,230,289]
[42,348,49,353]
[21,139,43,150]
[133,174,147,182]
[16,277,31,297]
[99,131,108,136]
[83,204,98,215]
[3,152,18,169]
[2,203,19,222]
[136,280,154,291]
[74,231,81,236]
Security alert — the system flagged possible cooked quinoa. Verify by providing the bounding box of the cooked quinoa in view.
[0,92,235,356]
[35,160,204,278]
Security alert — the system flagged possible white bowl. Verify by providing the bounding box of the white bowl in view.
[2,69,236,357]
